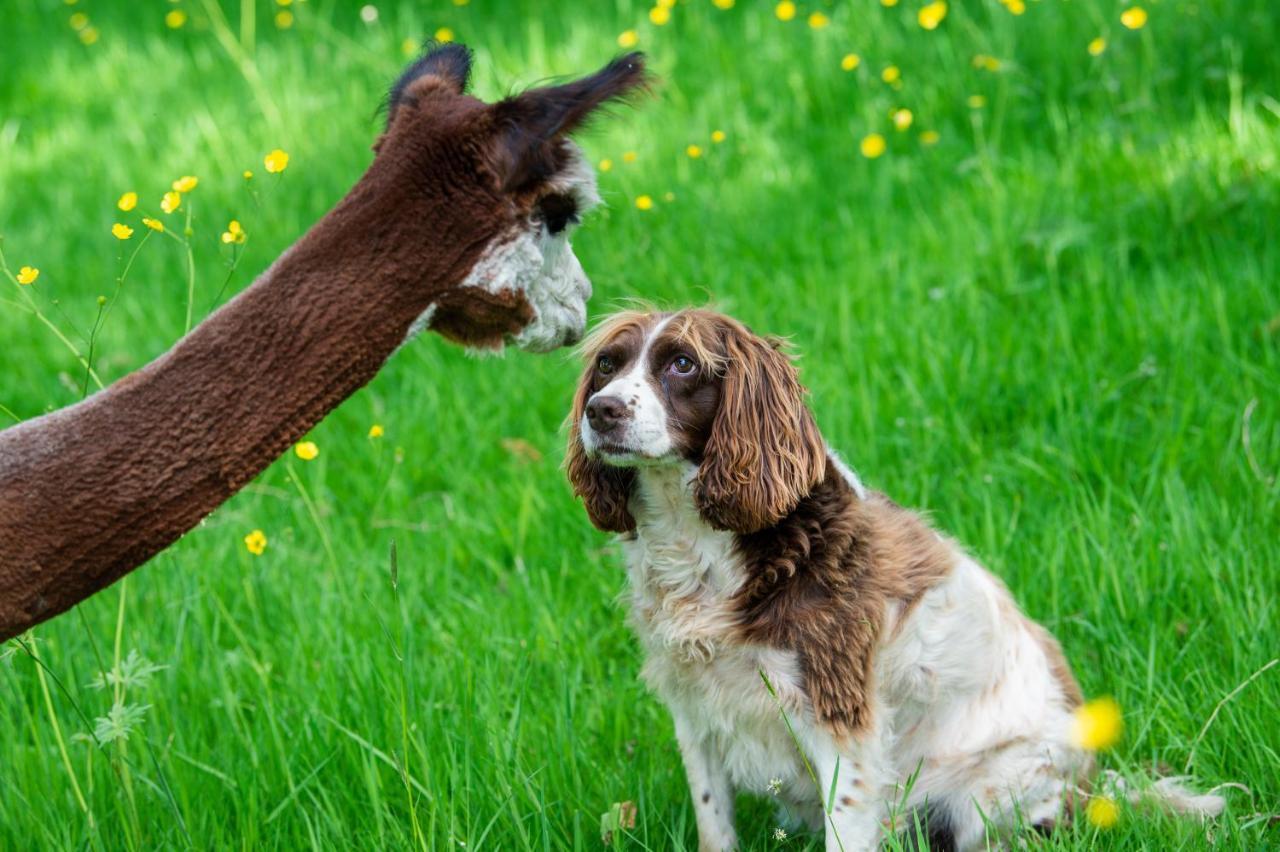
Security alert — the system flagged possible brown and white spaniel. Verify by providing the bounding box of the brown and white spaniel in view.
[565,309,1223,851]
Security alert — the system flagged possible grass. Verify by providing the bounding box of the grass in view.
[2,0,1278,848]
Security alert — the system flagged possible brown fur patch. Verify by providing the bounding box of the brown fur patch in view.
[733,466,955,739]
[1029,621,1084,708]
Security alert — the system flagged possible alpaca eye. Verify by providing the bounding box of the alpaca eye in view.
[598,355,615,375]
[670,355,696,375]
[540,194,580,236]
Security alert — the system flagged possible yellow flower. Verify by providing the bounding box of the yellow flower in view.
[69,11,88,30]
[1072,697,1123,751]
[264,148,290,173]
[967,94,986,108]
[16,266,40,285]
[808,12,830,29]
[453,0,469,4]
[1004,0,1025,14]
[711,129,726,143]
[165,9,187,28]
[649,6,670,25]
[881,65,901,84]
[243,170,254,180]
[599,158,613,172]
[634,195,654,211]
[775,1,796,22]
[221,220,246,245]
[172,175,198,193]
[892,108,913,131]
[1121,6,1147,30]
[713,0,735,8]
[1085,796,1120,830]
[860,133,886,159]
[1088,37,1107,56]
[160,191,181,214]
[368,424,385,439]
[881,0,898,6]
[401,37,418,57]
[244,529,268,556]
[142,217,165,233]
[656,0,676,7]
[117,191,138,212]
[841,53,861,71]
[278,0,293,5]
[79,26,99,45]
[617,29,638,49]
[276,10,294,29]
[111,223,134,240]
[973,54,1001,71]
[662,191,675,202]
[294,441,319,461]
[435,26,454,42]
[622,151,638,164]
[917,1,947,30]
[919,129,940,145]
[686,144,703,159]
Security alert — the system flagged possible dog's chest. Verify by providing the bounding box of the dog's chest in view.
[623,480,808,794]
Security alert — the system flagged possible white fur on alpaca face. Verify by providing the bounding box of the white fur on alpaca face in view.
[423,142,599,354]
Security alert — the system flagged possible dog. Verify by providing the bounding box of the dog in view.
[565,308,1224,850]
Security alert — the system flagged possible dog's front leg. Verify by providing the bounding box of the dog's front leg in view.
[673,712,737,852]
[801,724,891,852]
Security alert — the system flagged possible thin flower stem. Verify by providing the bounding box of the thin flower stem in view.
[29,639,95,828]
[182,204,196,335]
[206,244,244,313]
[0,244,105,391]
[0,401,21,424]
[287,460,339,572]
[759,670,848,852]
[81,300,107,399]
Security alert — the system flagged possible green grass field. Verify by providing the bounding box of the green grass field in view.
[2,0,1278,848]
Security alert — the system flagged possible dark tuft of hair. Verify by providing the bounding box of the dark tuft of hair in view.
[490,52,649,192]
[385,41,474,125]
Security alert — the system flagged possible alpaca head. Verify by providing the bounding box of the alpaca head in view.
[375,44,648,353]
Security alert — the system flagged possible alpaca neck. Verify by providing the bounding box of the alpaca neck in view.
[0,163,485,639]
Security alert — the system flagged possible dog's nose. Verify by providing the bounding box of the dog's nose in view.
[586,395,628,433]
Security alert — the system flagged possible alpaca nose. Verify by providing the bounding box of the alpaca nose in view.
[586,395,628,433]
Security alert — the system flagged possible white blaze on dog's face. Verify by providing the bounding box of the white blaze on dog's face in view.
[577,314,715,464]
[566,309,827,535]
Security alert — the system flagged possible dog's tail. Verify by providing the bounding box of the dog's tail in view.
[1100,769,1238,819]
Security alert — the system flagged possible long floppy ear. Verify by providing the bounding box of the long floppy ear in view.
[489,52,648,192]
[693,325,826,534]
[565,366,636,533]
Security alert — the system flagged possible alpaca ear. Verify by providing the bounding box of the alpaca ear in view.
[489,52,647,192]
[694,327,826,534]
[565,368,635,533]
[385,42,474,129]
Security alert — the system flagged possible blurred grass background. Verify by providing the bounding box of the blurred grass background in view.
[1,0,1278,848]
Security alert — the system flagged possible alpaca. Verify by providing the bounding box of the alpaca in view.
[0,44,647,640]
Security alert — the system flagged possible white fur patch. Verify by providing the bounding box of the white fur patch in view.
[398,142,600,353]
[580,315,675,460]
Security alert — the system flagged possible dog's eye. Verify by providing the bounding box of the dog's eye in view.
[597,354,615,375]
[670,355,697,375]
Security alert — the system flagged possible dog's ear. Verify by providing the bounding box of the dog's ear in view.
[565,363,635,533]
[694,323,825,533]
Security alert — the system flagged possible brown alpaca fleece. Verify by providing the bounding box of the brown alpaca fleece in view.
[0,45,647,640]
[733,467,957,739]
